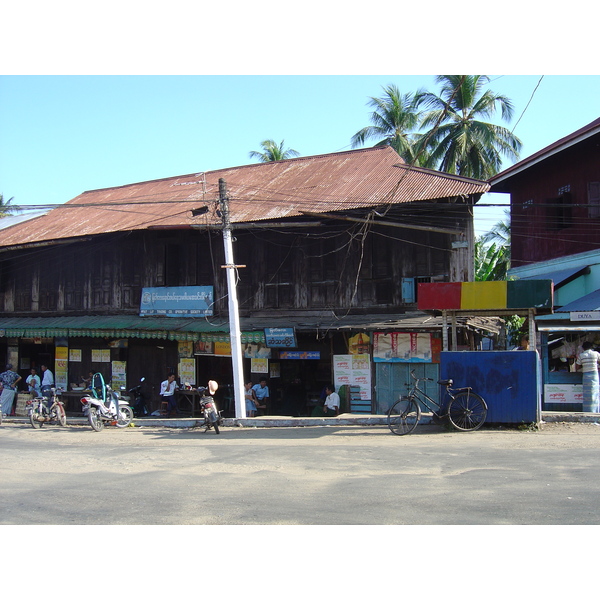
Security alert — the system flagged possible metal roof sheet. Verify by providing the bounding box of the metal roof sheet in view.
[0,147,489,248]
[555,288,600,312]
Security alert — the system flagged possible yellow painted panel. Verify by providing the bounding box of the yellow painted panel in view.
[460,281,507,309]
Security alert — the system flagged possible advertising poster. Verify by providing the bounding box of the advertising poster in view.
[251,358,269,374]
[178,358,196,386]
[373,332,434,362]
[112,361,127,389]
[69,349,82,362]
[333,354,371,401]
[55,345,68,389]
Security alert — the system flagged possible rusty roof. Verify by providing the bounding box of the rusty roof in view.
[0,146,489,248]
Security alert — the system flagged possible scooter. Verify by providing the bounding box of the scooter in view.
[129,377,149,417]
[27,387,67,428]
[80,373,133,432]
[198,380,223,434]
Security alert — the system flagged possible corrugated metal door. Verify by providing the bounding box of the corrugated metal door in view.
[375,362,440,414]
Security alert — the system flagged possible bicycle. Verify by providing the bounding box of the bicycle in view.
[27,387,67,429]
[387,370,487,436]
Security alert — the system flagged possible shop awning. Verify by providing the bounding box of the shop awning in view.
[0,315,229,341]
[0,312,503,340]
[519,266,590,290]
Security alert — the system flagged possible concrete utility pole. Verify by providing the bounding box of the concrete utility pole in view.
[219,178,246,418]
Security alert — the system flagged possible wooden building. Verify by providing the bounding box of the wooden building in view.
[489,117,600,412]
[0,147,492,415]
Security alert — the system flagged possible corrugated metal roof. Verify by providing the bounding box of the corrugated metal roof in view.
[555,288,600,312]
[0,147,489,248]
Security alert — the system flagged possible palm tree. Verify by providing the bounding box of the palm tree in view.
[417,75,522,179]
[0,193,17,217]
[350,84,425,164]
[474,239,508,281]
[249,140,300,162]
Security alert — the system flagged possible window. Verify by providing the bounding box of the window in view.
[546,185,572,230]
[589,182,600,218]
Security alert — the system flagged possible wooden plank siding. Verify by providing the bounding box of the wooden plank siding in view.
[0,208,467,318]
[509,134,600,267]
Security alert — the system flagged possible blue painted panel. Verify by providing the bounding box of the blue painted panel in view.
[375,362,440,414]
[440,351,541,424]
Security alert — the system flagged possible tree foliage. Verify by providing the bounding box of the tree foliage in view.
[351,76,522,180]
[249,139,300,162]
[0,193,17,218]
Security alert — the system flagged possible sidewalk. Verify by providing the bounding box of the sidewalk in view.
[3,411,600,428]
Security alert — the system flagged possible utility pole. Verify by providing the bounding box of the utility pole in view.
[219,178,246,418]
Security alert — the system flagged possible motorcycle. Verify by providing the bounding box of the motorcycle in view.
[129,377,149,417]
[80,373,133,432]
[27,387,67,428]
[198,380,223,434]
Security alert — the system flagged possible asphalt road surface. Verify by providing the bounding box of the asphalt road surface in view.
[2,420,600,525]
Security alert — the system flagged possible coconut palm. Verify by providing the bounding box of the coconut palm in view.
[0,193,17,217]
[350,84,425,164]
[249,140,300,162]
[417,75,522,179]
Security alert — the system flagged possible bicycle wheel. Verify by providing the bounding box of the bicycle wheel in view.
[447,391,487,431]
[388,396,421,436]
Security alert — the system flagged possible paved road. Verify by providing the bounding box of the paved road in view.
[2,420,600,525]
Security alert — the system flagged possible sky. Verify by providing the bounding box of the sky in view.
[2,74,599,237]
[1,5,599,242]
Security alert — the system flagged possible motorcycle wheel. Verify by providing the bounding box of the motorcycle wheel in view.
[213,420,220,434]
[30,408,43,429]
[116,405,133,428]
[56,404,67,426]
[89,408,104,432]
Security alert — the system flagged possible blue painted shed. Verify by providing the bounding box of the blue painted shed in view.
[439,351,541,424]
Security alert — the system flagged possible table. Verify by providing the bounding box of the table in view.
[59,391,89,413]
[176,390,204,416]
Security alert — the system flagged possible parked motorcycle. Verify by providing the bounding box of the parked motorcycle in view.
[129,377,149,417]
[27,387,67,428]
[198,380,223,434]
[80,373,133,432]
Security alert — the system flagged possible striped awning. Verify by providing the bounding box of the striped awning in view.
[0,315,230,341]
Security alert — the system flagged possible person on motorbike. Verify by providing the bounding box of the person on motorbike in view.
[40,364,55,411]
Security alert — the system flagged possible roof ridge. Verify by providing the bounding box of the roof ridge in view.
[78,146,401,197]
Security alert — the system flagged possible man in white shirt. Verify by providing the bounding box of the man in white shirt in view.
[40,364,54,408]
[324,385,340,417]
[576,342,600,412]
[160,373,178,416]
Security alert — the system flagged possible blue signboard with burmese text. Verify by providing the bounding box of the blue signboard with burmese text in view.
[264,327,297,348]
[140,286,213,317]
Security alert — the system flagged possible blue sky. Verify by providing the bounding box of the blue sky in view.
[1,74,599,236]
[1,4,599,238]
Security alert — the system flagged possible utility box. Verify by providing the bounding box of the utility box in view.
[439,351,541,425]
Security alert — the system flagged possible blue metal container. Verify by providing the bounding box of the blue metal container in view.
[439,351,541,424]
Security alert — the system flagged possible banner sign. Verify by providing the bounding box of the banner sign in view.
[333,354,371,401]
[264,327,297,348]
[140,286,213,317]
[278,351,320,360]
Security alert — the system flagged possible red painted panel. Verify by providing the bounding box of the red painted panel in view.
[417,282,461,310]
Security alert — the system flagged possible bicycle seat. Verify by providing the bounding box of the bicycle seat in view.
[438,379,453,386]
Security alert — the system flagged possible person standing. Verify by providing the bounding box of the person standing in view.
[244,381,258,417]
[576,342,600,413]
[26,368,41,397]
[0,364,22,417]
[252,377,269,415]
[160,373,178,416]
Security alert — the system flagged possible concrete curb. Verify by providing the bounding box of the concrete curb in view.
[3,411,599,428]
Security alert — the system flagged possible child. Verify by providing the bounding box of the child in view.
[244,381,257,417]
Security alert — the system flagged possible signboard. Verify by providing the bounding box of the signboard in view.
[570,312,600,321]
[112,361,127,389]
[278,351,320,360]
[264,327,297,348]
[544,384,583,404]
[333,354,371,401]
[140,286,213,317]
